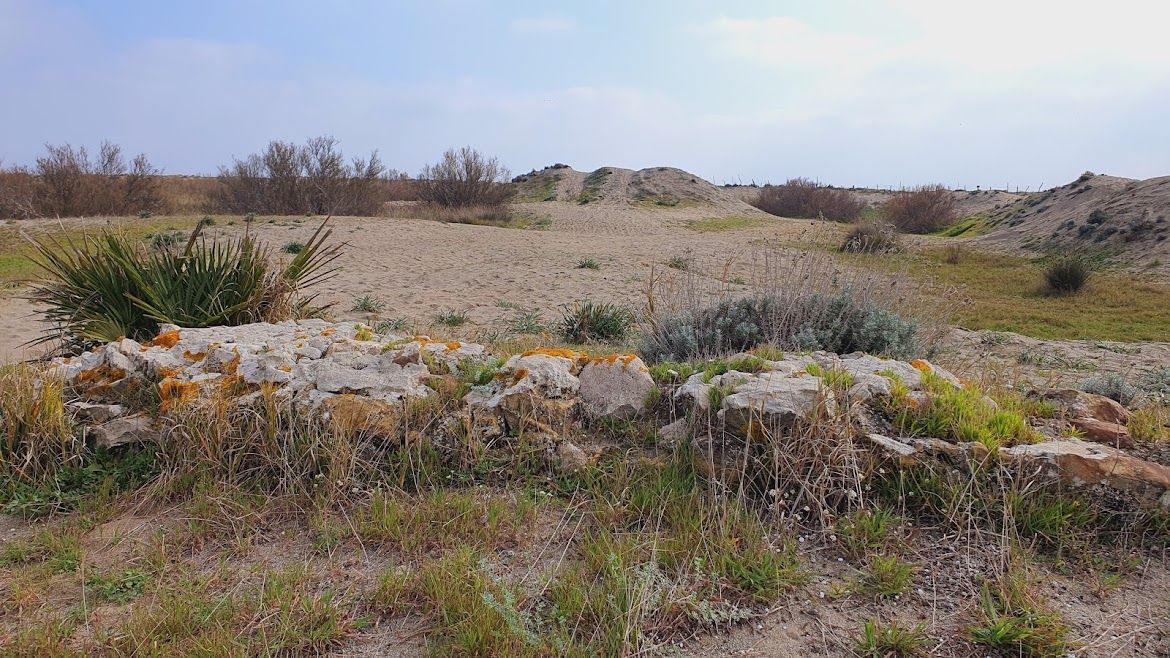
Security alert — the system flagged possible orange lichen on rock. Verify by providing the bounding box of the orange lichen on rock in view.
[159,377,202,412]
[445,341,462,351]
[593,353,638,368]
[910,359,933,373]
[182,350,207,362]
[219,350,241,376]
[321,328,335,337]
[509,367,530,386]
[151,330,182,349]
[522,347,585,361]
[76,365,127,387]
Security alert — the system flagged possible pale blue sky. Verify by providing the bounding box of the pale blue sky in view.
[3,0,1168,188]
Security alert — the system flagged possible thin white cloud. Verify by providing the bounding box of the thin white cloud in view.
[508,16,577,35]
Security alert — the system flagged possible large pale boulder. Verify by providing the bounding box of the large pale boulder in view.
[719,372,834,436]
[465,349,584,435]
[577,354,655,421]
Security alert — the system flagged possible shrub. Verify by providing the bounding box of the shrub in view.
[840,222,900,253]
[27,220,341,346]
[0,142,163,219]
[1044,255,1091,294]
[880,184,957,234]
[641,292,920,363]
[213,136,388,215]
[282,241,305,254]
[1080,373,1137,406]
[417,146,513,208]
[559,300,634,343]
[750,178,865,221]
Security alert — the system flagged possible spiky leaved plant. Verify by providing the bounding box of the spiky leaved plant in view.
[27,219,342,347]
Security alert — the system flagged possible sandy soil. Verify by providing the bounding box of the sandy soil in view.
[0,204,802,362]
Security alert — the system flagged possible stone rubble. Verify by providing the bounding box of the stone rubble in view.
[49,321,1170,510]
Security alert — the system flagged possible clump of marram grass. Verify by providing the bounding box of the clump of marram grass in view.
[282,240,305,254]
[559,299,634,343]
[1044,254,1091,294]
[350,294,386,314]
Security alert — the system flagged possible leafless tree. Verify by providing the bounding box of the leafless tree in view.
[213,136,387,215]
[417,146,513,208]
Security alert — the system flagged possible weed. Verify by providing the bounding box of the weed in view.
[86,569,150,604]
[511,311,546,334]
[892,371,1038,449]
[282,240,305,254]
[351,295,386,314]
[1080,373,1137,405]
[837,508,897,558]
[970,574,1072,658]
[437,308,470,327]
[855,619,927,657]
[666,256,689,271]
[858,554,914,598]
[576,258,601,270]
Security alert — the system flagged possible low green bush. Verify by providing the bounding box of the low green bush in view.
[640,292,920,363]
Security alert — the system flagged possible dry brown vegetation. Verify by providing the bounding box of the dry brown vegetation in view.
[416,146,514,208]
[880,183,958,233]
[0,142,163,219]
[750,177,866,221]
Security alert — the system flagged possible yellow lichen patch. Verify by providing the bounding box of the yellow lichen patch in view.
[159,377,202,412]
[321,328,335,337]
[445,341,462,351]
[151,330,182,349]
[182,350,207,362]
[910,359,933,373]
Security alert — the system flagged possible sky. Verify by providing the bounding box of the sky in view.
[2,0,1169,189]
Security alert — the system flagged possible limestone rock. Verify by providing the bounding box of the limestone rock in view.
[1001,439,1170,509]
[719,373,834,436]
[658,417,692,443]
[577,354,655,421]
[88,415,160,449]
[67,401,125,424]
[556,441,590,472]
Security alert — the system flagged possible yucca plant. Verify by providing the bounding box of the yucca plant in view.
[27,220,342,347]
